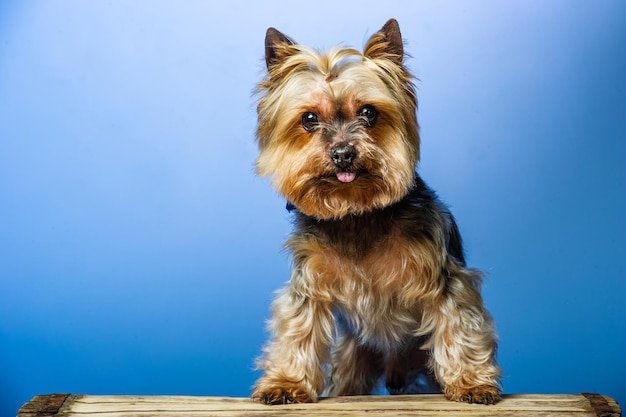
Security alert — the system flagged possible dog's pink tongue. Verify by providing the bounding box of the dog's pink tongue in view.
[336,172,356,183]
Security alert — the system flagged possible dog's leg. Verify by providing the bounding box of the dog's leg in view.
[424,266,502,404]
[325,332,383,396]
[252,284,334,404]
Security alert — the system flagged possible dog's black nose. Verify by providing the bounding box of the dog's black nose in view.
[330,144,356,170]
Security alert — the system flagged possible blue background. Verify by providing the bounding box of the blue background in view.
[1,1,624,416]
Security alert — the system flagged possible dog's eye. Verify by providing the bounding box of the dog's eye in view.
[302,112,319,132]
[357,105,378,127]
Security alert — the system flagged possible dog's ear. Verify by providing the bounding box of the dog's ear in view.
[364,18,404,65]
[265,28,296,69]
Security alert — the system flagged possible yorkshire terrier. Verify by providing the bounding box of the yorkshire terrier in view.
[251,19,502,405]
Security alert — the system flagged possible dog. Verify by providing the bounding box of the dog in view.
[251,18,502,405]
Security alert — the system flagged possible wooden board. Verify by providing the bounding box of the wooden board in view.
[17,393,621,417]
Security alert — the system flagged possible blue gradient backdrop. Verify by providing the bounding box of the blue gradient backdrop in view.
[1,1,624,416]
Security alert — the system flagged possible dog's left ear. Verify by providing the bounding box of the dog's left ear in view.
[364,18,404,65]
[265,27,296,69]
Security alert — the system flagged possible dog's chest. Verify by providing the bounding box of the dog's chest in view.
[324,234,425,348]
[294,206,440,347]
[334,291,420,350]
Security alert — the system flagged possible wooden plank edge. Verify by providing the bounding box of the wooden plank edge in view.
[582,393,622,417]
[16,394,79,417]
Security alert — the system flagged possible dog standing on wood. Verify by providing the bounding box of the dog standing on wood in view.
[251,19,502,405]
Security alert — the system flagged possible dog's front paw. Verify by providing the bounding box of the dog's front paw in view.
[252,379,317,405]
[252,389,295,405]
[444,384,501,405]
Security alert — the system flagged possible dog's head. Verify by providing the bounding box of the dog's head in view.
[255,19,419,220]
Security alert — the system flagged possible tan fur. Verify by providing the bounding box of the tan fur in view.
[252,19,502,405]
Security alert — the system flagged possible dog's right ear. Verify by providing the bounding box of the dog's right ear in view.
[265,28,296,69]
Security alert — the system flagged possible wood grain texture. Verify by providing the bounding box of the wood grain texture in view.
[17,393,621,417]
